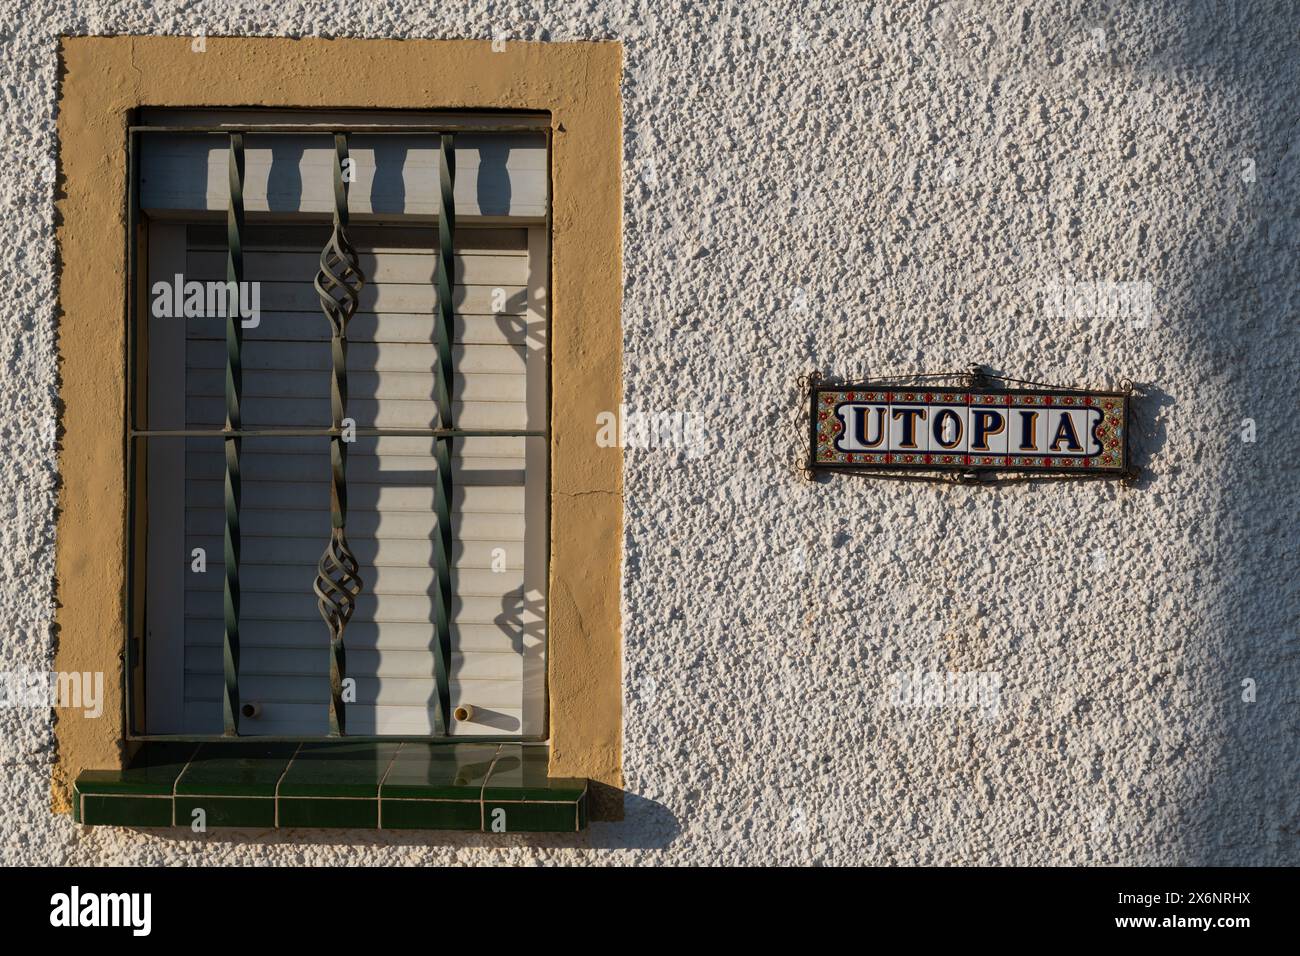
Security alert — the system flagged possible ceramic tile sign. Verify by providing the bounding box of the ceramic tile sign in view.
[810,384,1129,475]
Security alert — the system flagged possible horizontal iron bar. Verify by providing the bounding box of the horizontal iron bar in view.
[126,733,548,745]
[130,124,549,135]
[131,428,545,438]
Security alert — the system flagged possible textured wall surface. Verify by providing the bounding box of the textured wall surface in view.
[1,0,1296,865]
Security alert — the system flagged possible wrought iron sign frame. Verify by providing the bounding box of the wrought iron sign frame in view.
[805,366,1137,486]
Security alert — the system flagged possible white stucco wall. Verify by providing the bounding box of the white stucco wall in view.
[1,0,1296,865]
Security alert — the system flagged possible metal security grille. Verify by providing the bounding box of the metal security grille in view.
[128,119,549,739]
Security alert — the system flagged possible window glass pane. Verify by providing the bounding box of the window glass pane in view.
[138,123,548,738]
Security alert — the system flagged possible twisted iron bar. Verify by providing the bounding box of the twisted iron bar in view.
[314,133,365,736]
[222,133,244,736]
[432,133,455,733]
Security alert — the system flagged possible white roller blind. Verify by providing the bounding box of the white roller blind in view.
[145,220,547,737]
[140,132,547,221]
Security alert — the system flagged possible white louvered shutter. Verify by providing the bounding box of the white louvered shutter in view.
[142,124,548,738]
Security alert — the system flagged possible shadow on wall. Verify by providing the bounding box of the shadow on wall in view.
[1131,0,1299,863]
[1125,383,1173,490]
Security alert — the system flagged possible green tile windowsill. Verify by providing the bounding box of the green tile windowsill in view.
[73,742,587,832]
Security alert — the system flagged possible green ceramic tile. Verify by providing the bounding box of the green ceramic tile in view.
[478,744,587,832]
[74,740,587,831]
[275,741,397,827]
[481,744,587,802]
[482,800,584,833]
[277,741,401,799]
[174,795,276,829]
[77,794,174,827]
[175,742,299,798]
[380,742,498,799]
[277,797,378,829]
[380,798,483,831]
[74,743,200,799]
[378,743,495,830]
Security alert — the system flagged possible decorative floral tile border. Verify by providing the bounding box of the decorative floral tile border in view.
[812,387,1129,473]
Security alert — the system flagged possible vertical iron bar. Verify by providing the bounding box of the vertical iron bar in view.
[314,134,365,736]
[432,134,455,733]
[223,133,245,736]
[124,126,140,735]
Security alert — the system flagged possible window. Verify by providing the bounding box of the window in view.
[55,37,622,827]
[133,110,549,739]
